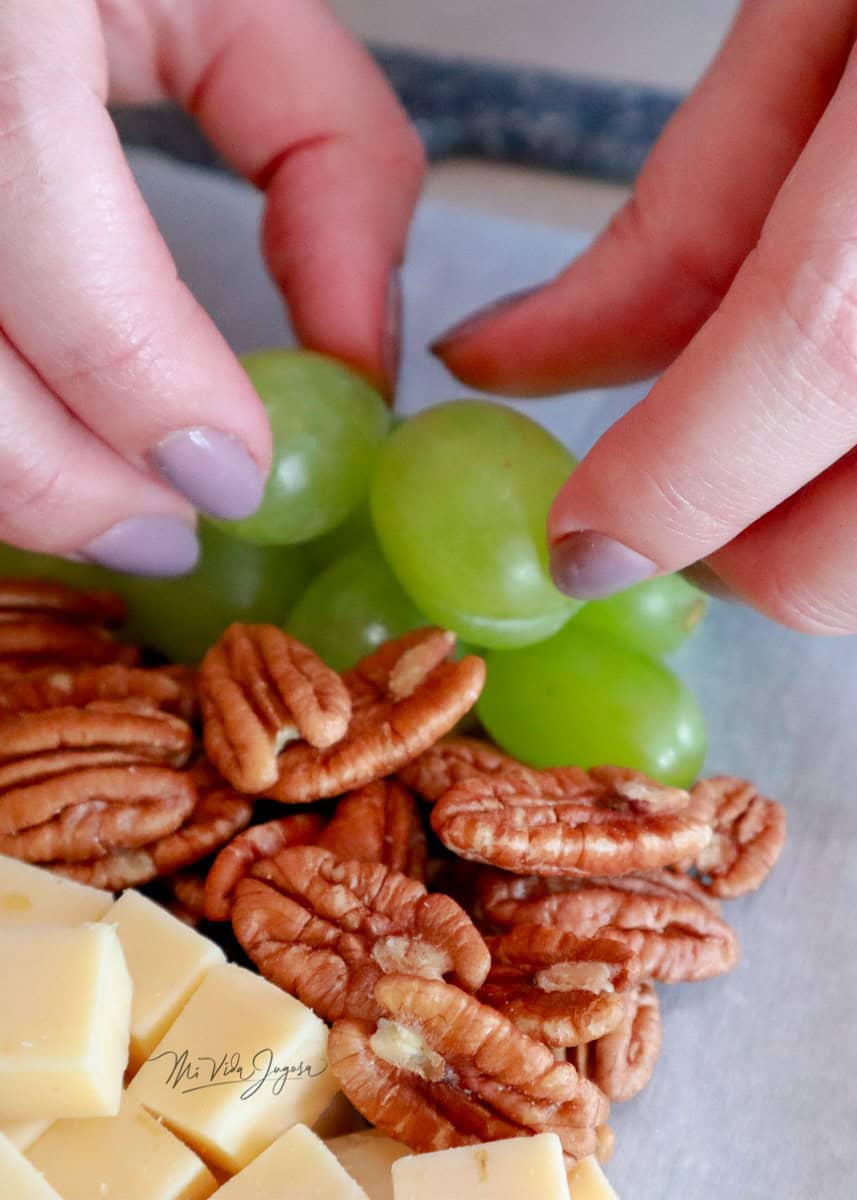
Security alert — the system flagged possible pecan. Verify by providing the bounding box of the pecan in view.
[431,769,708,878]
[268,629,486,803]
[478,926,640,1048]
[327,974,609,1163]
[318,780,428,882]
[54,766,253,890]
[0,706,193,791]
[231,846,490,1022]
[162,871,209,925]
[0,664,196,721]
[200,623,351,792]
[0,620,137,671]
[0,765,197,863]
[478,871,739,983]
[398,736,515,801]
[204,812,326,921]
[675,776,787,899]
[571,982,662,1103]
[0,579,126,625]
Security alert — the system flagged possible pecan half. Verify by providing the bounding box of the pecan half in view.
[0,706,192,783]
[318,780,428,882]
[200,623,351,792]
[676,776,787,899]
[54,767,253,890]
[431,769,709,878]
[478,925,640,1048]
[231,846,491,1022]
[398,736,515,801]
[327,974,609,1163]
[0,579,126,625]
[0,765,197,863]
[0,620,137,671]
[0,664,197,721]
[268,630,486,803]
[572,982,662,1103]
[204,812,326,921]
[162,871,209,925]
[479,871,739,983]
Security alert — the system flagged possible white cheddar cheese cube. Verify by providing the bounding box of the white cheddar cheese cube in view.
[103,889,225,1073]
[0,1119,51,1150]
[216,1123,369,1200]
[25,1098,217,1200]
[392,1134,571,1199]
[0,1133,63,1200]
[568,1155,621,1199]
[327,1131,410,1200]
[0,854,112,925]
[0,923,131,1121]
[127,962,338,1172]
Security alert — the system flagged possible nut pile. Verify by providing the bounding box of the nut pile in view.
[0,579,788,1167]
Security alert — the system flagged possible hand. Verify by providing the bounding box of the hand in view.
[0,0,423,574]
[432,0,857,634]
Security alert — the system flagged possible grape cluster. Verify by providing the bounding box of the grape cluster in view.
[0,350,708,786]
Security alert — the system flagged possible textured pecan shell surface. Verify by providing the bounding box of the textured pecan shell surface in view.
[318,780,428,882]
[231,845,490,1022]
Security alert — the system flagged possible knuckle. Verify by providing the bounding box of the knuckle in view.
[760,572,856,636]
[0,452,70,547]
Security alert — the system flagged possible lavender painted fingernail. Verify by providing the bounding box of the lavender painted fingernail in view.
[79,517,200,578]
[549,530,657,600]
[153,427,265,520]
[680,561,739,604]
[429,285,543,355]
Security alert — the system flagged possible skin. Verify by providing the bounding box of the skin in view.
[0,0,424,554]
[6,0,857,635]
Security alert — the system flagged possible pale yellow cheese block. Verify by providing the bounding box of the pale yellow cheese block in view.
[0,1119,51,1150]
[0,854,112,925]
[0,1133,63,1200]
[25,1098,217,1200]
[568,1155,621,1199]
[216,1123,369,1200]
[127,962,339,1173]
[103,889,225,1074]
[392,1134,571,1199]
[327,1131,411,1200]
[0,923,131,1122]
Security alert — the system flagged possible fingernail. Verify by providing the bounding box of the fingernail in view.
[549,531,657,600]
[152,427,265,520]
[383,268,402,396]
[430,285,542,356]
[679,561,739,604]
[79,517,200,578]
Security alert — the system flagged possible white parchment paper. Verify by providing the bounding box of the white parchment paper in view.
[131,149,857,1199]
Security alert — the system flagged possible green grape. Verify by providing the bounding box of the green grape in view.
[572,575,708,657]
[303,499,375,571]
[215,350,389,546]
[370,400,579,649]
[118,521,312,663]
[0,541,116,591]
[286,541,424,671]
[477,623,706,787]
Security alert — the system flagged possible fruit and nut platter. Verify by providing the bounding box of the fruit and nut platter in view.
[0,350,791,1200]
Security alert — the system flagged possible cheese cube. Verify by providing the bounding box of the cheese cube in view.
[568,1155,621,1199]
[0,1119,51,1150]
[216,1124,368,1199]
[103,889,225,1073]
[0,855,112,925]
[327,1131,410,1200]
[392,1134,571,1199]
[0,1133,63,1200]
[0,923,131,1121]
[127,962,338,1172]
[25,1098,217,1200]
